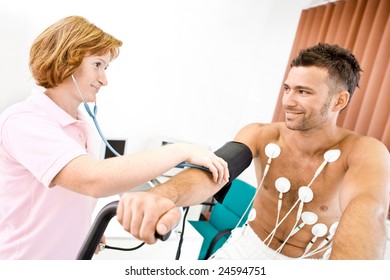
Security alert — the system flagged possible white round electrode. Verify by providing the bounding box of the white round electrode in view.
[275,177,291,193]
[298,186,314,203]
[324,149,341,162]
[265,143,281,159]
[248,208,257,222]
[311,223,328,237]
[301,211,318,225]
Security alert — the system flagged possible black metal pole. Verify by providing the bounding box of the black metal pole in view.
[76,200,119,260]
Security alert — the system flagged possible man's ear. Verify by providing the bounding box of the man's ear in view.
[332,91,350,112]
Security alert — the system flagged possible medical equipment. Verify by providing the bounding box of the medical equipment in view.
[266,177,291,245]
[300,221,339,258]
[306,149,341,188]
[77,201,127,259]
[71,75,121,158]
[278,212,320,258]
[76,200,174,259]
[290,211,318,236]
[72,75,175,255]
[273,186,314,252]
[76,199,193,259]
[225,142,342,259]
[316,222,338,250]
[262,148,341,250]
[213,141,253,203]
[301,223,328,256]
[233,143,281,231]
[297,187,314,219]
[264,143,281,176]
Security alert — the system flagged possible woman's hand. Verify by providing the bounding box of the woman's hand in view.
[177,143,229,184]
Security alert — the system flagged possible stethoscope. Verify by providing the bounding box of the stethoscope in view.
[72,74,208,171]
[71,75,126,158]
[71,75,199,258]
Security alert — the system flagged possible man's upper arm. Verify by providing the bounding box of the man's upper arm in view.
[339,137,390,214]
[233,123,264,157]
[330,137,389,259]
[153,124,262,206]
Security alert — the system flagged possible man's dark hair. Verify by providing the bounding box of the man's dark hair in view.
[291,43,362,101]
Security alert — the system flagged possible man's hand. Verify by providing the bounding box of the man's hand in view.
[117,192,181,244]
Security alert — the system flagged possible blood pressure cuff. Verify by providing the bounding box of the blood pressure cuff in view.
[213,141,253,203]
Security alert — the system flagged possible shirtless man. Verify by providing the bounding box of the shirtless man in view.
[116,43,390,259]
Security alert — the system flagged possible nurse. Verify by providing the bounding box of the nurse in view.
[0,15,229,259]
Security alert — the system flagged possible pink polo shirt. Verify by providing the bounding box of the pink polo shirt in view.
[0,89,97,259]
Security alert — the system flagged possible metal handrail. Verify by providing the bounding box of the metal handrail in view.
[77,200,119,260]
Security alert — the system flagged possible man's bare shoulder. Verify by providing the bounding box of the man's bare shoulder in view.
[336,129,390,177]
[338,129,389,155]
[234,122,284,156]
[235,122,283,138]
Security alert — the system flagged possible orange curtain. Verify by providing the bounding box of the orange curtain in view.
[272,0,390,150]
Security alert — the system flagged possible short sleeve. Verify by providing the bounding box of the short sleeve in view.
[1,114,88,187]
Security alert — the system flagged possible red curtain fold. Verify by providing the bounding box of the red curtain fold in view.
[272,0,390,151]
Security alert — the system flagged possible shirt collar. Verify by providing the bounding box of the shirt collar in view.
[28,88,85,127]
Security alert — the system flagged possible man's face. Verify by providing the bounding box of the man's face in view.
[282,66,333,131]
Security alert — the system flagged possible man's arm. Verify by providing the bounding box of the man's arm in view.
[331,137,390,259]
[117,124,261,244]
[117,167,224,244]
[118,140,252,243]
